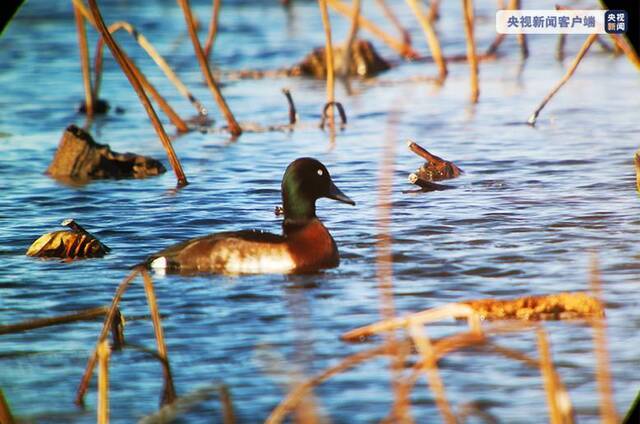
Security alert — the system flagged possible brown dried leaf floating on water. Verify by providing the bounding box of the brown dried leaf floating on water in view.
[26,218,110,260]
[462,292,604,321]
[47,125,166,181]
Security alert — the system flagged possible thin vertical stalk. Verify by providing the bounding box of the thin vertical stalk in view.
[556,34,566,61]
[141,269,177,405]
[408,321,456,424]
[340,0,360,78]
[318,0,336,129]
[177,0,242,136]
[536,328,562,424]
[219,385,236,424]
[204,0,221,59]
[589,255,618,424]
[97,340,110,424]
[74,3,95,116]
[515,0,528,58]
[462,0,479,103]
[528,34,596,125]
[76,269,139,406]
[405,0,447,81]
[85,0,188,186]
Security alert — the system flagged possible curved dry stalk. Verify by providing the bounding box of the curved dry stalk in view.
[73,4,95,117]
[177,0,242,136]
[85,0,188,186]
[327,0,418,59]
[76,268,139,406]
[72,0,205,116]
[405,0,447,81]
[265,344,390,424]
[0,306,109,335]
[204,0,221,59]
[462,0,479,103]
[97,340,110,424]
[141,269,177,406]
[537,328,567,424]
[93,21,206,116]
[340,0,361,78]
[341,304,477,341]
[528,33,597,125]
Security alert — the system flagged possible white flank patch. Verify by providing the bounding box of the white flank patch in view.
[223,250,296,274]
[150,256,168,269]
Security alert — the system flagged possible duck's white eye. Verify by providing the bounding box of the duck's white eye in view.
[317,169,324,176]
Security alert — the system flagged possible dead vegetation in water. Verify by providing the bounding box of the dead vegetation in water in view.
[26,218,111,260]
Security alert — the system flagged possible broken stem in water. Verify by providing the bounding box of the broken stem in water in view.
[177,0,242,136]
[85,0,188,186]
[76,268,139,406]
[204,0,221,59]
[141,269,177,405]
[528,33,596,125]
[0,306,109,335]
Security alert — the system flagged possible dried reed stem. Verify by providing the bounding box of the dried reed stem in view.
[177,0,242,136]
[375,0,412,51]
[76,269,138,406]
[204,0,221,59]
[72,0,205,116]
[427,0,441,22]
[342,304,476,341]
[97,340,110,424]
[634,150,640,192]
[282,88,297,125]
[327,0,417,59]
[589,255,618,424]
[266,344,389,424]
[73,4,95,117]
[219,385,236,424]
[85,0,188,186]
[408,321,456,424]
[514,0,528,58]
[94,21,206,117]
[318,0,336,129]
[0,389,15,424]
[528,33,596,126]
[405,0,447,81]
[462,0,479,103]
[609,34,640,69]
[141,269,177,405]
[536,328,564,424]
[340,0,360,78]
[0,306,109,335]
[556,34,566,61]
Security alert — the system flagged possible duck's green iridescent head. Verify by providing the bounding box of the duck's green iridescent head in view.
[281,157,355,222]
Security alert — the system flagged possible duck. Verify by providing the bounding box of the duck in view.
[146,158,355,274]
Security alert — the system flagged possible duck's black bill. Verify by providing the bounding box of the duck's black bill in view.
[327,181,355,206]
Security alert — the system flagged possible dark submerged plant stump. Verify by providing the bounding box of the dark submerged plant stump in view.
[46,125,166,181]
[290,39,391,79]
